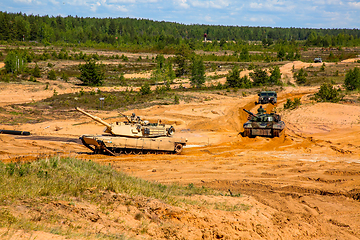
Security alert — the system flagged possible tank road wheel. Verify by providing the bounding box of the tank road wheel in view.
[124,149,133,155]
[134,150,142,155]
[174,144,183,154]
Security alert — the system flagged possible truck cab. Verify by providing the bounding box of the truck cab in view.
[257,91,277,104]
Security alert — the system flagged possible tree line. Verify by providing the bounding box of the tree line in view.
[1,11,360,51]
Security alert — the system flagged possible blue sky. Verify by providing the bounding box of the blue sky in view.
[2,0,360,29]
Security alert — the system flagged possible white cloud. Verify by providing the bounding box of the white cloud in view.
[209,0,230,9]
[66,0,89,6]
[105,3,129,12]
[348,1,360,9]
[89,1,102,12]
[249,2,263,9]
[174,0,190,9]
[190,0,229,9]
[107,0,136,3]
[248,0,295,12]
[49,0,60,5]
[13,0,33,3]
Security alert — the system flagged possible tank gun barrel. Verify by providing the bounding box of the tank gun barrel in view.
[0,129,30,135]
[243,108,256,117]
[118,112,131,122]
[75,107,111,128]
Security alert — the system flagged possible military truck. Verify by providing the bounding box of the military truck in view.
[314,57,322,63]
[256,91,277,104]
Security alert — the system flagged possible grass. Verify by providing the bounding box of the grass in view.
[25,89,177,111]
[0,157,226,205]
[0,157,251,239]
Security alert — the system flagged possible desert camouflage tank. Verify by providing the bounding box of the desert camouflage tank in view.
[76,107,187,155]
[242,107,285,137]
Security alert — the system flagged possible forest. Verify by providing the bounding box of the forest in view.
[1,11,360,53]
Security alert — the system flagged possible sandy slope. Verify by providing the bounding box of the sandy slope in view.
[1,60,360,239]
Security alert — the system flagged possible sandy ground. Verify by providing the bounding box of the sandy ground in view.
[1,60,360,239]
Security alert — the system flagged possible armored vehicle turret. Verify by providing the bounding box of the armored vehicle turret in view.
[242,107,285,138]
[75,107,187,155]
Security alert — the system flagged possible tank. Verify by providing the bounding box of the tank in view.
[75,107,187,155]
[242,108,285,137]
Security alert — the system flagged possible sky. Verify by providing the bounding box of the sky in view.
[1,0,360,29]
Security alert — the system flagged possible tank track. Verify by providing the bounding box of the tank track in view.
[80,138,184,156]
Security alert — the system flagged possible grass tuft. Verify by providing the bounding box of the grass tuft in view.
[0,157,219,205]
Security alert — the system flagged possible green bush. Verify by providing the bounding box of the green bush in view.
[313,83,343,103]
[32,63,41,78]
[344,67,360,91]
[47,69,56,80]
[78,59,105,86]
[174,95,180,104]
[140,82,152,95]
[294,68,308,85]
[61,72,69,82]
[320,63,325,71]
[190,56,205,88]
[250,68,269,86]
[269,66,282,85]
[283,98,301,110]
[4,50,27,73]
[226,66,252,88]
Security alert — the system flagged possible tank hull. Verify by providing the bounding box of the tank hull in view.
[243,125,285,137]
[80,134,187,155]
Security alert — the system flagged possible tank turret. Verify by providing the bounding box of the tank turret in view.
[76,107,174,138]
[75,107,186,155]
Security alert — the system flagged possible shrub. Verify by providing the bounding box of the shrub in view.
[118,73,126,86]
[344,67,360,91]
[190,56,205,88]
[47,69,56,80]
[4,50,27,73]
[29,76,36,82]
[61,72,69,82]
[269,66,282,85]
[174,95,180,104]
[140,82,152,95]
[250,68,269,86]
[78,59,105,86]
[283,98,301,110]
[294,68,307,85]
[33,63,41,78]
[313,83,343,103]
[226,66,241,88]
[320,63,325,71]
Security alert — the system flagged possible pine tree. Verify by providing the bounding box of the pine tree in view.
[344,67,360,90]
[33,63,41,77]
[78,59,105,86]
[190,56,205,88]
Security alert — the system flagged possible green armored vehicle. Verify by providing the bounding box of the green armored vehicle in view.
[76,107,187,155]
[256,91,277,104]
[242,107,285,137]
